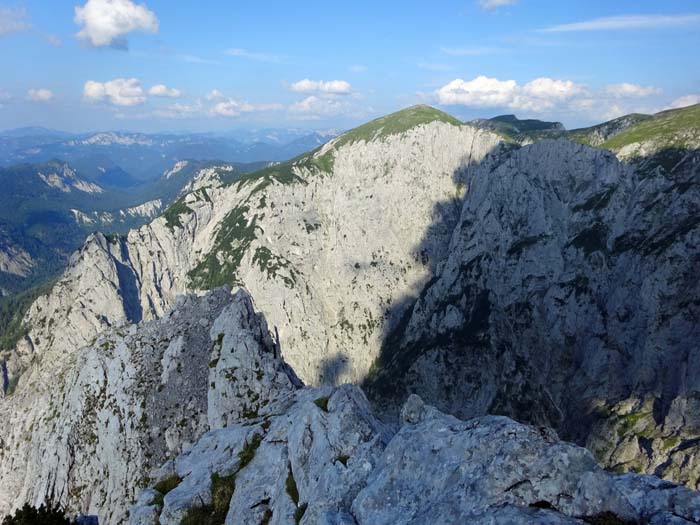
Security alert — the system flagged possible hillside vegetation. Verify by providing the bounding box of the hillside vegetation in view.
[601,103,700,151]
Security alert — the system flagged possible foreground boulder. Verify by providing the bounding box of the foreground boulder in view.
[2,284,700,524]
[132,391,700,524]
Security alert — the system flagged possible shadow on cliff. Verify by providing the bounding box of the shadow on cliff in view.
[319,352,349,384]
[360,141,700,440]
[358,140,511,420]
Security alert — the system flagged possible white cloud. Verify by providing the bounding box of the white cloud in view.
[27,89,54,102]
[349,65,368,73]
[478,0,518,11]
[435,75,674,122]
[290,79,352,95]
[289,95,351,119]
[540,14,700,33]
[668,94,700,110]
[521,77,585,101]
[437,76,587,111]
[206,89,225,101]
[84,78,146,106]
[436,76,520,107]
[605,83,662,98]
[0,7,30,36]
[149,84,182,97]
[224,48,283,63]
[74,0,158,48]
[211,99,256,117]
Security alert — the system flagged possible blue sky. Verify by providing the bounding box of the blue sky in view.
[0,0,698,133]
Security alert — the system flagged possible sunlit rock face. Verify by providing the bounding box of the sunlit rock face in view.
[1,106,699,523]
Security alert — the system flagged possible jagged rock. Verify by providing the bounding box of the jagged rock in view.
[0,110,506,520]
[367,137,700,486]
[132,388,700,525]
[2,110,505,392]
[0,288,294,525]
[130,384,389,525]
[2,105,700,523]
[207,293,302,429]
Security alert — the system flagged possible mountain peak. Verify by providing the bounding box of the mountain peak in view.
[470,114,565,138]
[601,102,700,152]
[331,105,462,149]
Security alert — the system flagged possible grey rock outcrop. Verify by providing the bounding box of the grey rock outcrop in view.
[0,288,297,525]
[132,388,700,525]
[2,105,699,523]
[368,138,700,485]
[1,114,504,393]
[0,113,506,520]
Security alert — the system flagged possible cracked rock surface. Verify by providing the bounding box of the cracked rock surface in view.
[132,380,700,525]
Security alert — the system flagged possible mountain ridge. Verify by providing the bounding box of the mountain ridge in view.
[0,103,699,523]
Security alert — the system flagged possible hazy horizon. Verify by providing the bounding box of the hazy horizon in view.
[0,0,698,133]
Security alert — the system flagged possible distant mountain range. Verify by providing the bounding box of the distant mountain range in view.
[0,126,337,298]
[1,103,699,524]
[0,158,267,298]
[0,127,338,185]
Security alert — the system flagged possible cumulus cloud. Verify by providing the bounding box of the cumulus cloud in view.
[224,48,283,63]
[206,89,225,101]
[668,94,700,110]
[437,76,588,112]
[74,0,158,48]
[435,75,674,121]
[437,76,518,107]
[478,0,518,11]
[540,14,700,33]
[290,79,352,95]
[289,95,352,120]
[0,7,30,36]
[84,78,146,106]
[522,77,585,100]
[148,84,182,97]
[605,83,662,98]
[211,99,256,117]
[27,89,54,102]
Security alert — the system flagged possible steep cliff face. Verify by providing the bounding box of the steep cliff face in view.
[1,105,699,522]
[0,106,504,520]
[0,288,301,524]
[125,317,700,525]
[368,132,700,484]
[2,107,504,391]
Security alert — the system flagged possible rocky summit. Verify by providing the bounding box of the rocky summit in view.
[0,104,699,524]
